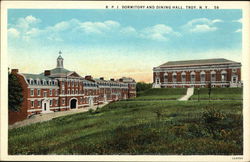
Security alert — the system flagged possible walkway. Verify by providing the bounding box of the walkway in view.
[9,103,107,130]
[178,87,194,101]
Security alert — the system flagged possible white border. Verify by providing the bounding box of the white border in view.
[1,1,250,161]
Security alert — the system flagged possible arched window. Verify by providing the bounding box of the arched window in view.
[181,72,186,82]
[164,73,168,83]
[172,72,177,82]
[30,79,34,85]
[211,71,216,82]
[221,70,227,81]
[200,71,206,82]
[191,72,196,83]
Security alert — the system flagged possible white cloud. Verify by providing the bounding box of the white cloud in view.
[190,24,217,33]
[233,18,242,23]
[235,29,242,33]
[79,20,120,34]
[16,15,41,30]
[8,28,20,38]
[120,26,136,34]
[183,18,223,33]
[140,24,180,41]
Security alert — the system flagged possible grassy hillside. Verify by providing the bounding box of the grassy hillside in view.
[9,100,243,155]
[135,88,187,100]
[190,88,243,100]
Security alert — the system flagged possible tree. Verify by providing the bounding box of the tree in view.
[136,82,152,92]
[8,72,23,112]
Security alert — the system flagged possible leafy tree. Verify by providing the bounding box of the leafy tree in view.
[136,82,152,92]
[8,72,23,112]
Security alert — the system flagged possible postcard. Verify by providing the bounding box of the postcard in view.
[1,1,250,161]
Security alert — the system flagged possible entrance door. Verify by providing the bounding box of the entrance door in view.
[89,98,93,106]
[44,103,46,111]
[70,99,77,109]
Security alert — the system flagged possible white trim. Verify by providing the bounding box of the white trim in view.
[59,94,84,97]
[28,85,59,89]
[28,97,59,100]
[27,108,42,112]
[153,64,241,73]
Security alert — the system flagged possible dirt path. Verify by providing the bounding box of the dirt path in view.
[178,87,194,101]
[9,103,108,130]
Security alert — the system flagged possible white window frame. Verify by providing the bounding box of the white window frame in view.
[30,89,34,96]
[31,101,34,107]
[37,89,41,96]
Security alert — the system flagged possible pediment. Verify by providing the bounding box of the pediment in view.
[68,71,81,78]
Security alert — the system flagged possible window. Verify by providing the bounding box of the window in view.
[30,80,34,85]
[37,89,41,96]
[164,73,168,83]
[233,76,237,83]
[54,99,57,106]
[221,71,227,82]
[43,91,47,97]
[62,98,65,105]
[200,72,206,82]
[31,101,34,107]
[211,71,216,82]
[232,69,237,73]
[34,80,37,85]
[76,89,78,94]
[72,89,74,94]
[62,90,64,94]
[30,89,34,96]
[190,72,196,82]
[68,89,70,94]
[50,100,52,106]
[50,89,52,96]
[181,73,186,82]
[38,100,41,107]
[173,74,177,82]
[156,78,160,84]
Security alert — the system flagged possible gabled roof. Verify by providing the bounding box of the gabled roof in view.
[158,58,240,68]
[40,68,82,78]
[22,73,51,80]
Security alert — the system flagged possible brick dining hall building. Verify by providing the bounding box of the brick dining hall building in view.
[9,52,136,124]
[152,58,242,88]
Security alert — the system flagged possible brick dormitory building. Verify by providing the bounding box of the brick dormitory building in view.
[153,58,242,88]
[9,53,136,124]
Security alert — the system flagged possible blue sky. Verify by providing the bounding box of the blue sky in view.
[8,9,242,82]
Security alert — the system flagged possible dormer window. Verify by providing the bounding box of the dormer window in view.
[37,79,40,85]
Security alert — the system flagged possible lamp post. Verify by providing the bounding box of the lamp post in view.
[198,87,200,102]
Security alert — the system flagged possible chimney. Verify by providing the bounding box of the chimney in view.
[100,77,104,80]
[11,69,19,74]
[44,70,51,76]
[85,75,93,80]
[119,78,123,82]
[110,78,115,81]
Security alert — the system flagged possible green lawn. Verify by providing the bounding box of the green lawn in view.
[135,88,187,100]
[9,100,243,155]
[190,88,243,100]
